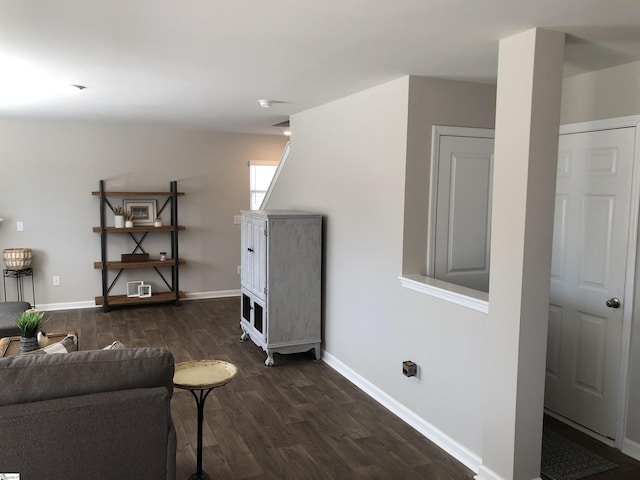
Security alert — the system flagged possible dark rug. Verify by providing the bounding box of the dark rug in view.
[541,429,618,480]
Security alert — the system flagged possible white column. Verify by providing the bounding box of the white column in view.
[477,28,565,480]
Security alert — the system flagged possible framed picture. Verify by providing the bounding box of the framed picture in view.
[127,281,144,297]
[123,200,157,226]
[138,284,152,298]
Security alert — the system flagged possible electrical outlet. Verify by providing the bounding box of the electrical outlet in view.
[402,360,417,377]
[234,215,241,225]
[17,221,24,231]
[52,275,61,286]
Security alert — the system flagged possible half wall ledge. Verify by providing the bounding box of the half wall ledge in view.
[398,274,489,314]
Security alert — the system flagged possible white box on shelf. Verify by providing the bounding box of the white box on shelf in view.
[127,281,144,297]
[138,284,152,298]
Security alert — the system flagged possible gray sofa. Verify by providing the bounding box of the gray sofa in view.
[0,347,176,480]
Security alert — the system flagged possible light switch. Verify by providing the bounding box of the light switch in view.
[17,221,24,231]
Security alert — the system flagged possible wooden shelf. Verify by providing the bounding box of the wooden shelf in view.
[92,191,185,196]
[92,225,185,233]
[95,291,185,306]
[94,259,185,270]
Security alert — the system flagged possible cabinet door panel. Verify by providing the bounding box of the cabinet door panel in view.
[241,293,251,322]
[253,218,267,301]
[240,216,252,287]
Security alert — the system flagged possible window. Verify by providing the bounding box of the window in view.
[249,161,279,210]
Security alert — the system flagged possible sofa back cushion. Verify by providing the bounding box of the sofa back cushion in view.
[0,347,174,406]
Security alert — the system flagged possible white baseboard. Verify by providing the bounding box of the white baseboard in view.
[33,290,241,311]
[322,351,481,474]
[184,290,240,300]
[475,466,542,480]
[474,465,504,480]
[623,437,640,461]
[36,300,98,312]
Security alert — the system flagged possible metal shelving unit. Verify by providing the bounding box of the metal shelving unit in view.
[93,180,185,312]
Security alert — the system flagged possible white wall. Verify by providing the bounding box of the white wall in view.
[266,76,488,460]
[0,119,287,307]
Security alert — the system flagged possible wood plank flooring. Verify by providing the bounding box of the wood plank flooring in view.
[41,297,640,479]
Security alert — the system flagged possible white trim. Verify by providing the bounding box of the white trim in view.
[475,466,541,480]
[544,409,615,447]
[560,115,640,449]
[260,141,290,209]
[322,350,482,474]
[32,290,240,311]
[559,115,640,135]
[248,159,279,166]
[428,126,495,277]
[184,290,240,300]
[399,274,489,313]
[36,300,98,312]
[622,437,640,461]
[474,465,506,480]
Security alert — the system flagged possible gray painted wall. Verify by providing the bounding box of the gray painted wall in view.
[265,60,640,469]
[266,76,489,457]
[403,76,497,276]
[0,119,287,306]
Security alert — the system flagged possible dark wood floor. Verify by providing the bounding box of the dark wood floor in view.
[42,297,640,480]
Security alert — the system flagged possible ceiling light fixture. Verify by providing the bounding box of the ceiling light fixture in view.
[258,99,273,108]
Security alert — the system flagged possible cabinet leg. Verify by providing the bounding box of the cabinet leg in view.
[239,323,249,342]
[264,351,275,367]
[312,345,321,361]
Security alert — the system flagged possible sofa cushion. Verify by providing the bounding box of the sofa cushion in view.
[103,340,126,350]
[26,334,78,355]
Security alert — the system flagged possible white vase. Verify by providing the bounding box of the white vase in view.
[115,215,125,228]
[125,220,134,228]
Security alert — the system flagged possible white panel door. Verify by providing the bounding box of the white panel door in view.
[545,127,636,439]
[434,135,494,292]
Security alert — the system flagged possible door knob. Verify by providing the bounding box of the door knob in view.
[606,297,621,309]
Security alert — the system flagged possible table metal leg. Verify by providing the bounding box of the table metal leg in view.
[188,387,214,480]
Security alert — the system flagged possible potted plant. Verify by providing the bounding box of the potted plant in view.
[124,210,135,228]
[15,309,45,353]
[113,206,125,228]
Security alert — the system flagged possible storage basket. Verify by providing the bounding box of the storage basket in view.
[2,248,33,271]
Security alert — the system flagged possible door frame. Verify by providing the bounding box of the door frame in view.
[427,126,495,278]
[555,115,640,448]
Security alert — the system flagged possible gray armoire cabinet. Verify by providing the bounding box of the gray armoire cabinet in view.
[240,210,322,366]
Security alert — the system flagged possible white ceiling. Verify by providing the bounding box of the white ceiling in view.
[0,0,639,135]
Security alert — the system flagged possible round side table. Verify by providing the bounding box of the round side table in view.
[174,360,238,480]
